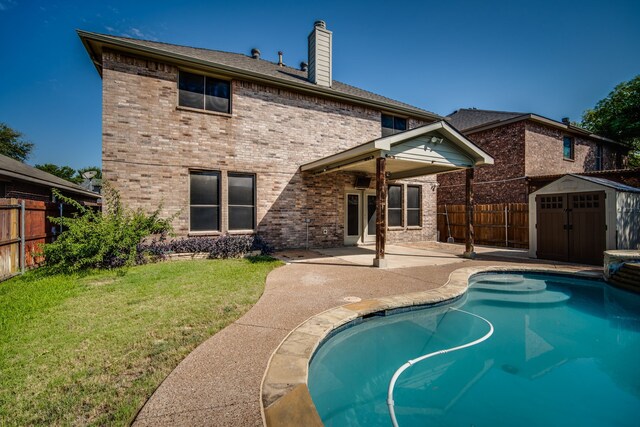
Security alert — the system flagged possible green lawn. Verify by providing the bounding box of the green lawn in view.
[0,257,282,425]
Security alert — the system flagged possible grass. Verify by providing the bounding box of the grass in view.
[0,257,282,425]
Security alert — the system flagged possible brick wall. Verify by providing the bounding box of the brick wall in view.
[437,121,527,204]
[437,120,628,205]
[524,121,623,176]
[102,50,436,248]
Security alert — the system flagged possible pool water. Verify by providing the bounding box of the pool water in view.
[308,273,640,426]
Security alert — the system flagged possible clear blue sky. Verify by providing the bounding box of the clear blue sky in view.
[0,0,638,169]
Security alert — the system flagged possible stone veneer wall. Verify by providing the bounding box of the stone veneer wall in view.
[101,50,436,248]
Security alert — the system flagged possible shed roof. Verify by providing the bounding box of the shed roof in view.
[570,174,640,193]
[0,154,100,199]
[78,31,441,121]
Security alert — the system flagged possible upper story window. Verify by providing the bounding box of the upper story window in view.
[563,136,574,160]
[388,184,403,227]
[190,171,220,232]
[179,71,230,114]
[595,144,603,170]
[381,114,407,137]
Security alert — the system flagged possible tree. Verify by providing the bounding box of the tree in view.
[35,163,83,184]
[0,123,34,162]
[581,75,640,166]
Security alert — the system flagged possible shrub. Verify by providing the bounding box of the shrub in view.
[43,186,175,272]
[136,234,273,262]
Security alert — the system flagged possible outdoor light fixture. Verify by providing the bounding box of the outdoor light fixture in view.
[430,136,444,144]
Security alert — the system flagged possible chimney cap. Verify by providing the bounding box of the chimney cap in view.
[300,61,308,71]
[314,20,326,29]
[250,48,260,59]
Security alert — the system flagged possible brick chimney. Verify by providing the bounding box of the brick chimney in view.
[308,20,332,87]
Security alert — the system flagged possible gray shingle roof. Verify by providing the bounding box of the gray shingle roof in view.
[79,31,441,120]
[572,174,640,193]
[0,154,100,198]
[446,108,525,131]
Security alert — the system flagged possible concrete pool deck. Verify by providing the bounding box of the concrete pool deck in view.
[133,243,598,426]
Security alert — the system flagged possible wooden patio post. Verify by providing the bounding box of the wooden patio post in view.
[374,156,388,268]
[464,167,476,258]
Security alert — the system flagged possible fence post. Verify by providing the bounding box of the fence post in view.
[505,205,508,247]
[20,200,25,274]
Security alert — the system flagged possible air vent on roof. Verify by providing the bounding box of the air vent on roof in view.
[251,48,260,59]
[300,61,308,71]
[277,51,284,67]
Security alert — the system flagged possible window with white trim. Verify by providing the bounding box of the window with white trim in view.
[381,114,407,137]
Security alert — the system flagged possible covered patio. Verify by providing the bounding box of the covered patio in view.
[300,121,494,267]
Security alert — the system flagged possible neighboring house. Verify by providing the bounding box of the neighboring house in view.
[78,21,491,251]
[80,177,102,195]
[0,153,101,204]
[437,108,630,205]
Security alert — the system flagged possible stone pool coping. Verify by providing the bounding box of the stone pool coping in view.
[259,265,601,426]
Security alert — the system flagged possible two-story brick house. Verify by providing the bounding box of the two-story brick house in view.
[437,108,629,205]
[79,22,491,255]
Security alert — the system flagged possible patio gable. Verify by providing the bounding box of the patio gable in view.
[300,121,493,179]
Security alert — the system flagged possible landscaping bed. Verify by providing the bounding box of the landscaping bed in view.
[0,257,282,425]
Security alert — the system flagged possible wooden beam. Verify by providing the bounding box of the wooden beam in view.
[374,157,388,268]
[464,168,476,258]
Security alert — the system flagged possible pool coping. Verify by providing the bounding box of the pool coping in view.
[259,265,602,426]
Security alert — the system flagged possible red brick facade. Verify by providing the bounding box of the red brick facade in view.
[437,120,627,205]
[101,50,437,249]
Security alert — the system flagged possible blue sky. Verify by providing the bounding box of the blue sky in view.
[0,0,638,169]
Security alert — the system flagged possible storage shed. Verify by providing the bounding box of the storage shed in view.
[528,174,640,265]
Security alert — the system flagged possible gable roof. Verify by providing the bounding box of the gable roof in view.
[446,108,622,145]
[0,154,100,199]
[78,31,441,122]
[570,174,640,193]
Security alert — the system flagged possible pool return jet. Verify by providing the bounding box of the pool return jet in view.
[386,308,495,427]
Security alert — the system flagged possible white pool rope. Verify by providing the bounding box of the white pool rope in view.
[387,308,495,427]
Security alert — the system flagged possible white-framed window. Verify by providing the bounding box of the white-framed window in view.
[381,114,407,137]
[406,185,422,226]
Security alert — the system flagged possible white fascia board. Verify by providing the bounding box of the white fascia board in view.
[300,140,383,172]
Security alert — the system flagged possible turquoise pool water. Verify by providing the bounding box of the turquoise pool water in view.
[308,273,640,426]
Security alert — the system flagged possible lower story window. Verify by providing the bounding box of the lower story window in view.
[388,185,403,227]
[190,171,220,232]
[228,173,256,230]
[407,186,421,226]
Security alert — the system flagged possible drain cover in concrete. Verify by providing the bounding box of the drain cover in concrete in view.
[343,296,362,303]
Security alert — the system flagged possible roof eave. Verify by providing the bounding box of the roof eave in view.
[76,30,442,122]
[460,113,623,146]
[0,169,101,199]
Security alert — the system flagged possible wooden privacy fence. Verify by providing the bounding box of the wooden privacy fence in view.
[0,198,62,280]
[437,203,529,249]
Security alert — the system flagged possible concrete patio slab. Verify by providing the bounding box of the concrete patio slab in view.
[133,243,598,426]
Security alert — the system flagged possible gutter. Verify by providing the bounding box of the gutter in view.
[77,30,442,122]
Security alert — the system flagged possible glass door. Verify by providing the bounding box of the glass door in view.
[363,193,377,244]
[344,193,361,245]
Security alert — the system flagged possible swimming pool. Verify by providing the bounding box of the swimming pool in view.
[308,272,640,426]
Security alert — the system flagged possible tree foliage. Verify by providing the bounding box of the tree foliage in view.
[581,75,640,166]
[0,123,34,162]
[35,163,83,184]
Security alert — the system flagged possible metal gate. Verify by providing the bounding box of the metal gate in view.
[536,191,606,265]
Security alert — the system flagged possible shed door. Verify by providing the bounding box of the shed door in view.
[568,191,606,265]
[536,194,568,262]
